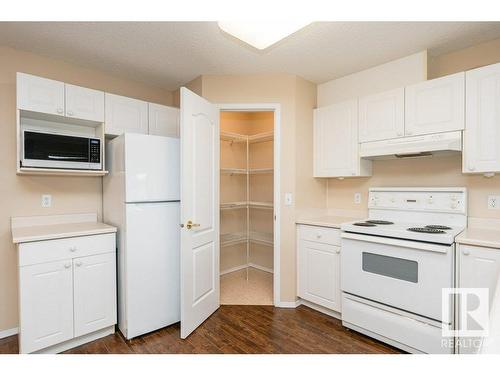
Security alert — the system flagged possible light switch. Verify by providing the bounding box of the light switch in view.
[285,193,293,206]
[354,193,361,204]
[488,195,500,210]
[41,194,52,208]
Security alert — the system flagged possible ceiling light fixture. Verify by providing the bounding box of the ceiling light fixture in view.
[218,21,311,50]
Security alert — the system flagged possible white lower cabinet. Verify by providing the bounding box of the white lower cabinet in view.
[297,225,341,312]
[17,233,116,353]
[19,259,74,354]
[73,252,117,337]
[457,243,500,354]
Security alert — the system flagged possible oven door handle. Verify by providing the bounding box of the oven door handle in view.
[341,232,451,254]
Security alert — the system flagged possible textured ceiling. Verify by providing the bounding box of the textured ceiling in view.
[1,21,500,91]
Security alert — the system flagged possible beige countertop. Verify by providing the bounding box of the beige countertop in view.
[296,215,356,229]
[12,221,117,244]
[456,228,500,250]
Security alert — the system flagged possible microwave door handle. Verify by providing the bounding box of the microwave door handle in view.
[47,155,87,160]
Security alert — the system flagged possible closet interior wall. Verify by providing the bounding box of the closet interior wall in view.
[220,112,274,277]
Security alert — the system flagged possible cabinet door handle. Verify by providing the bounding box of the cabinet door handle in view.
[335,248,341,254]
[56,108,63,114]
[67,110,74,116]
[75,261,83,267]
[64,263,71,269]
[316,234,322,239]
[462,249,470,256]
[69,246,77,252]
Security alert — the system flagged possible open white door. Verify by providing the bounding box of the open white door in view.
[180,87,220,338]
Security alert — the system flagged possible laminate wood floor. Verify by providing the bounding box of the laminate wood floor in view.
[0,305,402,354]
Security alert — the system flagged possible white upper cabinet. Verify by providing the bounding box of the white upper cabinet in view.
[359,88,405,143]
[105,93,148,136]
[463,63,500,174]
[148,103,180,137]
[405,72,465,136]
[314,99,371,178]
[65,84,104,122]
[17,72,65,116]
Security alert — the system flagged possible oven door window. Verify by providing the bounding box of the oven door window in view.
[24,131,90,162]
[362,252,418,283]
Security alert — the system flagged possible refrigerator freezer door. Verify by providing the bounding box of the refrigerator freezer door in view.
[123,202,180,339]
[125,133,180,203]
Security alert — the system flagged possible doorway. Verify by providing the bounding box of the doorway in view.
[218,105,280,306]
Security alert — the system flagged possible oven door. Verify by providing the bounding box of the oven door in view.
[22,130,101,170]
[341,232,454,323]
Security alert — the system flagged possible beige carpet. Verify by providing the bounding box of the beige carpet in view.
[220,267,273,305]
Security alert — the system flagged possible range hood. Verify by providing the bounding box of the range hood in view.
[359,131,462,160]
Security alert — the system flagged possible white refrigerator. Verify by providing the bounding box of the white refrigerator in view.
[103,133,180,340]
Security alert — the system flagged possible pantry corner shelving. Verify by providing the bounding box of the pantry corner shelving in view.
[220,127,274,279]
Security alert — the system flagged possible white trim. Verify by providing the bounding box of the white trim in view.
[220,264,248,276]
[217,103,281,308]
[0,327,18,339]
[299,299,342,319]
[30,326,114,354]
[275,300,301,308]
[248,263,273,274]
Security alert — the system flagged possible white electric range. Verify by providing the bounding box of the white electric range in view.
[340,187,467,354]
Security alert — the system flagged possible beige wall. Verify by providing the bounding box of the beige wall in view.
[327,155,500,219]
[428,38,500,79]
[326,40,500,219]
[194,74,324,303]
[0,46,172,332]
[172,76,203,107]
[317,51,427,106]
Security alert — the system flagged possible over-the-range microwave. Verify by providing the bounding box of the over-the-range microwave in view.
[21,130,102,170]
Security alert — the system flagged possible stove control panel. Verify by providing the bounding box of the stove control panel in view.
[368,188,467,214]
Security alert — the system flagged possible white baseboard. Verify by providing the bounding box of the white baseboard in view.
[0,327,18,339]
[248,263,273,274]
[221,263,273,276]
[299,299,342,319]
[275,300,301,308]
[220,264,248,276]
[31,326,114,354]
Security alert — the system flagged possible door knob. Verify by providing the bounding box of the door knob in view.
[462,249,470,256]
[186,220,201,230]
[64,263,71,269]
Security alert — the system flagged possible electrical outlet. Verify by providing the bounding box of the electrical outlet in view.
[41,194,52,208]
[354,193,361,204]
[285,193,293,206]
[488,196,500,210]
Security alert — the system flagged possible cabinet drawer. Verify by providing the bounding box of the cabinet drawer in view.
[19,233,116,267]
[298,225,341,246]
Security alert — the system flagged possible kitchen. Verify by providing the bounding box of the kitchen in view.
[1,8,500,372]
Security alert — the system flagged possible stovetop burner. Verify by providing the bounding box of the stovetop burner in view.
[407,227,446,234]
[366,220,394,225]
[425,225,452,230]
[353,222,377,227]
